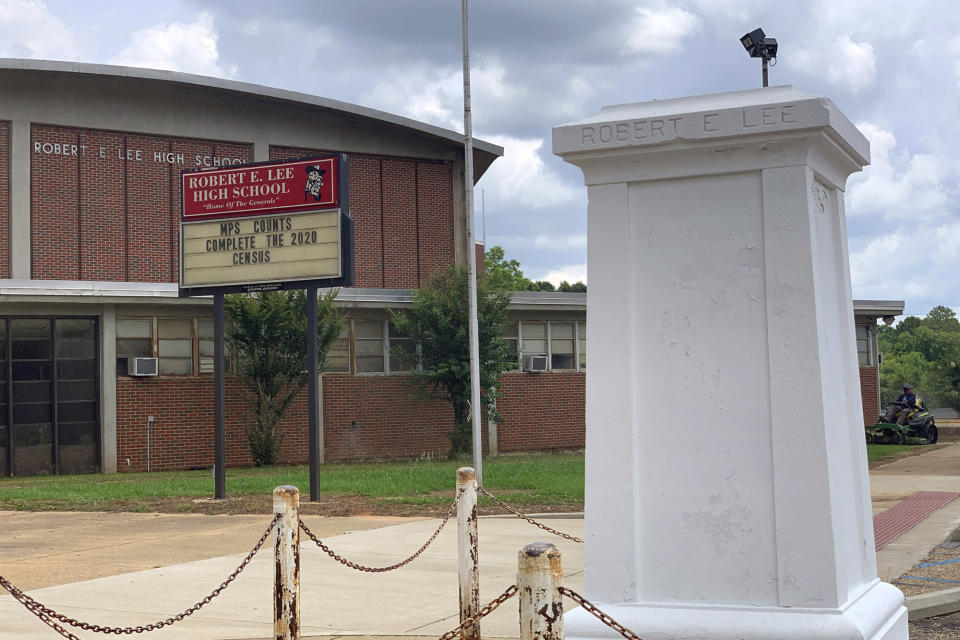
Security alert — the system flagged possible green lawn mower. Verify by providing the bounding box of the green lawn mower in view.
[865,402,938,445]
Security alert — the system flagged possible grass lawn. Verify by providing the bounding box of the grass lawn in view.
[0,451,585,515]
[866,443,944,467]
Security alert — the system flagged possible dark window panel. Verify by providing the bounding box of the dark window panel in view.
[12,339,52,360]
[56,338,95,360]
[12,361,52,381]
[55,319,95,340]
[13,403,52,424]
[57,421,97,445]
[12,422,53,446]
[13,381,51,403]
[58,380,96,402]
[58,360,97,380]
[11,319,50,339]
[58,401,96,422]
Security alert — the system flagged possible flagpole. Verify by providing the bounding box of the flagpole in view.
[461,0,483,487]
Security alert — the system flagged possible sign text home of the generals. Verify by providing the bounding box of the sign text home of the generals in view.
[180,156,351,294]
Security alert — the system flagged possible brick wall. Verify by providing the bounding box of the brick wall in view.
[0,121,8,277]
[117,376,308,471]
[270,146,454,288]
[30,125,252,281]
[859,366,880,425]
[496,372,586,452]
[114,370,579,471]
[321,375,454,461]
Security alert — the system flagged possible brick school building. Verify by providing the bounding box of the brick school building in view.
[0,60,897,476]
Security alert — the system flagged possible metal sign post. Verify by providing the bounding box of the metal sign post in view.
[307,286,320,501]
[214,292,226,499]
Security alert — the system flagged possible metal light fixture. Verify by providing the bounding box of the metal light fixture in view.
[740,27,778,87]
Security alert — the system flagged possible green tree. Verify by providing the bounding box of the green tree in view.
[391,265,514,454]
[484,246,534,291]
[225,290,342,466]
[925,305,960,333]
[557,280,587,292]
[877,306,960,411]
[878,351,933,408]
[530,280,556,292]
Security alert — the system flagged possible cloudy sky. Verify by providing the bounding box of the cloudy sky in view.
[2,0,958,315]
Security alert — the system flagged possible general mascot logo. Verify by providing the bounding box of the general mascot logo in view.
[304,164,326,202]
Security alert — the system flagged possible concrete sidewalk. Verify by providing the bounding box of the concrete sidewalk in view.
[871,445,960,582]
[0,514,585,639]
[3,444,960,639]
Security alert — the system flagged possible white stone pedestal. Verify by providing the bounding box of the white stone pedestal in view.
[552,86,906,640]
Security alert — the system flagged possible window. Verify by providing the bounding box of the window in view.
[198,320,214,374]
[503,322,519,369]
[117,318,152,376]
[158,319,193,375]
[118,316,217,376]
[550,322,576,370]
[326,325,351,373]
[520,322,546,357]
[856,324,871,366]
[578,322,586,370]
[510,319,586,372]
[388,322,415,373]
[355,320,385,373]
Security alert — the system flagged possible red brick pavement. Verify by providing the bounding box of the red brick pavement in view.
[873,491,960,550]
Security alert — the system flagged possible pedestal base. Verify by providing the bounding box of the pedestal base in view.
[565,580,906,640]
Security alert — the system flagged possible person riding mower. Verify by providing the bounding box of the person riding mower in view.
[866,391,938,445]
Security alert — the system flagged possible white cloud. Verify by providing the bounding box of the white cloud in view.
[790,34,876,93]
[110,12,236,78]
[847,122,948,221]
[533,234,587,250]
[364,59,529,132]
[537,263,588,286]
[478,135,581,210]
[851,222,960,303]
[624,6,701,56]
[826,35,876,92]
[690,0,768,24]
[0,0,77,59]
[949,35,960,84]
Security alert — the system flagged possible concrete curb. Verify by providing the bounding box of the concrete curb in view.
[906,587,960,620]
[903,521,960,620]
[479,512,584,520]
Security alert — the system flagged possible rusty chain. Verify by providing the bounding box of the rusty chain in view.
[0,584,85,640]
[434,584,518,640]
[478,486,584,543]
[0,513,280,636]
[299,491,459,572]
[559,587,644,640]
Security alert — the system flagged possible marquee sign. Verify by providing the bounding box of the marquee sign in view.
[182,156,339,221]
[179,155,354,295]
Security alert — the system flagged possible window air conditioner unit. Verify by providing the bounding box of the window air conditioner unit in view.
[522,354,548,372]
[131,357,159,377]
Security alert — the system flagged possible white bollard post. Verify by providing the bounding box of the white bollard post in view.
[274,485,300,640]
[518,542,564,640]
[457,467,479,640]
